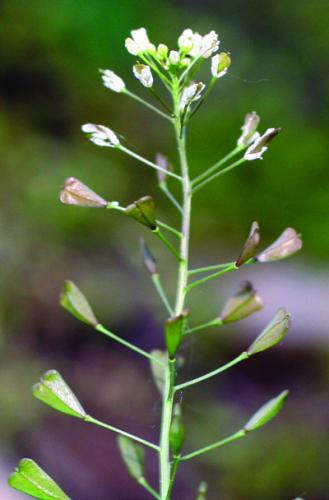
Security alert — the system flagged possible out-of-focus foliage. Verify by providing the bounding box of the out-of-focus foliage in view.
[1,0,329,499]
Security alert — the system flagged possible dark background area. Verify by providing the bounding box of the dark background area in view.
[1,1,329,499]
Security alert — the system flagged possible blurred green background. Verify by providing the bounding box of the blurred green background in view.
[1,0,329,499]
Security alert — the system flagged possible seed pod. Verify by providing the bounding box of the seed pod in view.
[237,112,260,147]
[236,221,260,267]
[117,436,145,481]
[32,370,86,419]
[165,311,188,359]
[244,390,289,431]
[125,196,157,230]
[220,281,263,323]
[247,308,291,356]
[60,280,98,327]
[256,228,302,262]
[8,459,70,500]
[60,177,108,208]
[244,127,281,160]
[170,403,185,455]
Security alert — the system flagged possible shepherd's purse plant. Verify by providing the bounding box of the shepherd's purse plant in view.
[9,27,302,500]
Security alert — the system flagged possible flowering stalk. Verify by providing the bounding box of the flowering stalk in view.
[9,26,303,500]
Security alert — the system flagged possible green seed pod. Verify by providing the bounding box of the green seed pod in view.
[117,436,145,481]
[32,370,86,419]
[165,311,188,359]
[8,459,70,500]
[60,280,98,327]
[220,281,263,323]
[125,196,157,230]
[236,221,260,267]
[244,390,289,431]
[247,308,291,356]
[256,227,302,262]
[169,403,185,455]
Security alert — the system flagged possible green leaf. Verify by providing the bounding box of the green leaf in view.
[220,281,263,323]
[125,196,157,230]
[165,311,188,359]
[236,221,260,267]
[247,308,291,355]
[60,280,98,327]
[244,390,289,431]
[149,350,167,394]
[196,481,208,500]
[256,227,302,262]
[117,435,145,481]
[169,403,185,455]
[8,458,70,500]
[32,370,86,419]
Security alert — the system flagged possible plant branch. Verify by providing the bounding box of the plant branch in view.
[119,145,182,181]
[159,184,183,214]
[191,146,242,186]
[179,429,246,462]
[154,228,182,261]
[185,263,238,293]
[124,89,172,121]
[152,274,174,315]
[184,318,222,335]
[139,478,161,499]
[192,158,246,193]
[157,220,182,238]
[188,262,235,276]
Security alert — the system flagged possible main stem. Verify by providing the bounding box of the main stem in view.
[159,85,192,499]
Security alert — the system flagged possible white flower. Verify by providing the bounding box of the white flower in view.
[125,27,151,55]
[81,123,120,147]
[133,64,153,88]
[189,32,203,58]
[238,112,260,147]
[180,82,205,108]
[211,52,231,78]
[201,31,219,58]
[178,29,195,52]
[244,128,280,160]
[100,69,125,93]
[169,50,180,65]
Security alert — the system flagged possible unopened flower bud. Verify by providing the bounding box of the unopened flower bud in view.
[100,69,125,93]
[157,43,168,59]
[201,31,220,58]
[244,390,289,432]
[133,63,153,88]
[82,123,120,148]
[170,403,185,455]
[244,127,281,160]
[220,281,263,323]
[178,29,195,53]
[256,228,302,262]
[165,311,189,359]
[237,112,260,147]
[60,177,108,208]
[32,370,86,419]
[169,50,180,65]
[60,280,98,327]
[211,52,231,78]
[125,196,157,230]
[247,308,291,356]
[117,436,145,481]
[125,27,151,55]
[181,82,205,109]
[236,221,260,267]
[140,238,157,275]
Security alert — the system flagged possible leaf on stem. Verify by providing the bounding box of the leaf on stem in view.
[220,281,264,323]
[165,311,189,359]
[32,370,86,419]
[8,458,70,500]
[60,280,98,327]
[244,390,289,431]
[256,228,302,262]
[149,350,167,394]
[247,308,291,356]
[125,196,157,230]
[170,403,185,455]
[236,221,260,267]
[60,177,108,208]
[196,481,208,500]
[117,435,145,481]
[140,238,157,275]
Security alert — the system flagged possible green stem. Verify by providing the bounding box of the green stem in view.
[165,456,180,499]
[157,220,182,238]
[155,229,181,261]
[124,89,172,121]
[191,146,242,186]
[119,145,182,181]
[85,415,159,451]
[160,183,183,214]
[149,87,174,115]
[95,324,164,364]
[139,478,161,499]
[179,429,246,462]
[152,274,173,315]
[175,352,249,392]
[192,158,246,193]
[184,318,222,335]
[186,263,237,293]
[188,262,235,276]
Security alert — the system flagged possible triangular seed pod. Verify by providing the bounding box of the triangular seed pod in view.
[32,370,86,419]
[170,403,185,455]
[60,177,108,208]
[236,221,260,267]
[220,281,264,323]
[244,390,289,431]
[60,281,98,327]
[247,308,291,356]
[125,196,157,230]
[165,311,189,359]
[256,227,302,262]
[117,436,145,481]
